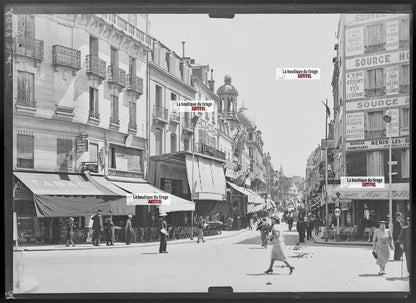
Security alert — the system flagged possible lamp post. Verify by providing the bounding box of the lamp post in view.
[190,115,199,240]
[383,110,393,231]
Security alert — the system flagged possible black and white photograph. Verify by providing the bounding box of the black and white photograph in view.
[3,2,412,299]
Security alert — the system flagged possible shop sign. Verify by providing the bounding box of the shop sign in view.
[76,135,88,153]
[339,189,409,200]
[345,14,408,26]
[385,20,400,50]
[386,109,400,137]
[346,71,364,99]
[346,27,364,56]
[346,96,409,111]
[225,168,236,179]
[385,66,400,95]
[346,112,365,141]
[346,50,409,70]
[340,203,350,210]
[346,137,409,151]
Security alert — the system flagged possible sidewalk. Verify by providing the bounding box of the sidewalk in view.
[312,232,372,246]
[14,229,248,252]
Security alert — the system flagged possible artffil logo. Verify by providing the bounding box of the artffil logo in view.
[341,177,385,189]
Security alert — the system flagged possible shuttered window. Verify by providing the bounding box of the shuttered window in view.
[111,95,119,124]
[366,151,384,176]
[366,111,384,138]
[109,145,142,172]
[400,108,410,135]
[401,149,410,178]
[129,56,136,76]
[89,36,99,57]
[366,24,385,52]
[400,19,410,43]
[365,68,384,97]
[110,47,119,67]
[89,142,98,163]
[17,71,35,107]
[129,98,137,128]
[155,129,163,155]
[57,138,73,170]
[17,15,35,38]
[17,134,34,168]
[89,87,99,118]
[170,133,177,152]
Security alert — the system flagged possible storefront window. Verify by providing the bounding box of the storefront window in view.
[17,134,34,168]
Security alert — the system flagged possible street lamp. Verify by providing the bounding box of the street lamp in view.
[190,115,199,240]
[383,110,393,231]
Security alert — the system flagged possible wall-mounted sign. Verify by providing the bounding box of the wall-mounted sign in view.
[346,137,409,151]
[385,20,400,50]
[346,27,364,56]
[225,168,236,179]
[345,14,408,26]
[346,112,365,141]
[346,95,409,111]
[346,50,409,70]
[385,66,400,95]
[76,135,88,153]
[346,71,364,99]
[386,109,400,137]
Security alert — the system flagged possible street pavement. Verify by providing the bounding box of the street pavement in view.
[13,223,409,294]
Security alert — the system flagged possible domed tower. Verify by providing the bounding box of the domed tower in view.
[216,75,239,129]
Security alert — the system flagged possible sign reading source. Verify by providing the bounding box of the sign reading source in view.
[341,177,385,189]
[346,96,409,111]
[346,50,409,70]
[127,193,171,205]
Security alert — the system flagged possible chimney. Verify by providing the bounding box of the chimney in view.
[182,41,185,58]
[208,69,215,91]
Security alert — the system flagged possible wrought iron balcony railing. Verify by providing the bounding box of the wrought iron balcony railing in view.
[107,65,127,88]
[153,105,168,123]
[170,112,181,124]
[53,45,81,70]
[14,35,44,61]
[182,119,194,132]
[86,55,106,79]
[127,74,143,95]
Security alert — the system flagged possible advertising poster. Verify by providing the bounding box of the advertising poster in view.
[386,108,400,137]
[346,112,365,141]
[346,71,364,99]
[346,27,364,56]
[385,66,400,95]
[385,20,400,50]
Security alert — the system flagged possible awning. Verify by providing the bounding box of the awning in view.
[245,188,265,205]
[227,181,248,196]
[14,172,133,217]
[247,203,264,214]
[325,183,410,201]
[111,180,195,213]
[185,154,226,201]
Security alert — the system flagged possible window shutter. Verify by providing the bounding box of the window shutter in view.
[17,135,34,159]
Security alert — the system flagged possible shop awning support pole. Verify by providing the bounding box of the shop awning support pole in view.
[388,116,393,231]
[324,99,329,242]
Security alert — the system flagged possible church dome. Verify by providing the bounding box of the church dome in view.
[237,106,255,128]
[216,75,239,96]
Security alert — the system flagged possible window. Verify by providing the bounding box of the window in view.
[17,15,35,38]
[366,151,384,176]
[400,19,410,46]
[366,24,385,52]
[153,43,161,65]
[248,133,253,141]
[401,149,409,178]
[16,134,34,168]
[170,133,177,152]
[89,87,99,119]
[109,145,142,172]
[89,36,99,57]
[129,99,137,129]
[366,111,384,139]
[129,56,136,77]
[155,128,163,155]
[17,71,35,107]
[89,142,99,164]
[109,146,116,169]
[346,152,366,176]
[249,147,254,158]
[57,138,73,171]
[110,95,119,124]
[400,108,409,135]
[156,85,163,107]
[365,68,384,97]
[184,137,190,151]
[400,65,409,93]
[110,47,119,67]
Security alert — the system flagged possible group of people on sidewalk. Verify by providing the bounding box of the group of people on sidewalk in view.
[90,210,131,246]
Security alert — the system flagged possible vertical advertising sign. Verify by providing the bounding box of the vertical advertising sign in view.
[346,27,364,56]
[346,112,365,141]
[346,71,364,99]
[385,20,399,50]
[385,66,400,95]
[386,109,400,137]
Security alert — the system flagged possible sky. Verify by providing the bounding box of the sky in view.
[149,14,340,177]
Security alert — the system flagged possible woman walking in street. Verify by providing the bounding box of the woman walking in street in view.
[372,221,393,275]
[264,216,295,275]
[197,216,206,243]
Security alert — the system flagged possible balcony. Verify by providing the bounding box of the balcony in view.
[14,35,44,62]
[127,74,143,95]
[153,105,168,124]
[107,65,127,88]
[170,112,181,125]
[86,55,106,80]
[365,88,384,98]
[52,45,81,73]
[366,129,385,139]
[15,98,37,114]
[182,119,194,133]
[88,111,100,125]
[55,105,75,119]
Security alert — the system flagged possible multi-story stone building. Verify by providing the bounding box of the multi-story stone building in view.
[332,13,410,226]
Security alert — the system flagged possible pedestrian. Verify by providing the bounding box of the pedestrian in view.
[372,221,393,275]
[52,218,61,244]
[393,212,403,260]
[319,218,326,239]
[125,215,133,245]
[297,216,306,243]
[249,215,254,230]
[92,210,103,246]
[66,217,75,247]
[306,217,314,241]
[264,216,295,275]
[105,214,115,246]
[314,215,320,235]
[236,216,241,230]
[197,216,206,243]
[399,220,410,276]
[256,218,271,248]
[287,215,294,231]
[159,212,168,253]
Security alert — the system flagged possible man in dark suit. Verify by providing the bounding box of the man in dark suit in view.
[159,213,168,253]
[92,210,103,246]
[399,221,410,275]
[297,216,306,243]
[393,212,403,260]
[105,214,115,246]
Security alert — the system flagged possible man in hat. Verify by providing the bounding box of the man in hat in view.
[66,217,75,247]
[92,210,103,246]
[297,216,306,243]
[399,220,410,276]
[125,215,133,245]
[393,212,403,260]
[105,214,115,246]
[159,212,168,253]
